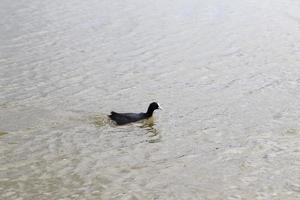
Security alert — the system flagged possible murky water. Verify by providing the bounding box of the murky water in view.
[1,0,300,199]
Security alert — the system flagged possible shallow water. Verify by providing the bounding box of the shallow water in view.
[1,0,300,199]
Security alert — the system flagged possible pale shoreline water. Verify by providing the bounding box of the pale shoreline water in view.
[1,0,300,199]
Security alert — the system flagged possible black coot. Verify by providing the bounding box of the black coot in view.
[109,102,162,125]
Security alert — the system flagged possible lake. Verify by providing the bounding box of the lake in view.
[1,0,300,199]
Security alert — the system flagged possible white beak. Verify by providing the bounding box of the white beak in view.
[158,103,163,110]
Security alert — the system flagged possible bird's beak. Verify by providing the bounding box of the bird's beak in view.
[158,105,163,110]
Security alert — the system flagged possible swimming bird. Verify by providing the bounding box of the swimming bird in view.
[109,102,162,125]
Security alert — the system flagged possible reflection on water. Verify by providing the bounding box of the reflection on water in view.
[140,117,162,143]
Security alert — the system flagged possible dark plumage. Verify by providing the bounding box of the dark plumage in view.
[109,102,162,125]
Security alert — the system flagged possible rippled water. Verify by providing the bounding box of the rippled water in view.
[1,0,300,199]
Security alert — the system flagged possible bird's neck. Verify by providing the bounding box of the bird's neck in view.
[146,108,154,117]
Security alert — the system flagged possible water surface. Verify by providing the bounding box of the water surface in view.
[1,0,300,199]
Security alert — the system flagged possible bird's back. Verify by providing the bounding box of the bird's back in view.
[109,111,147,125]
